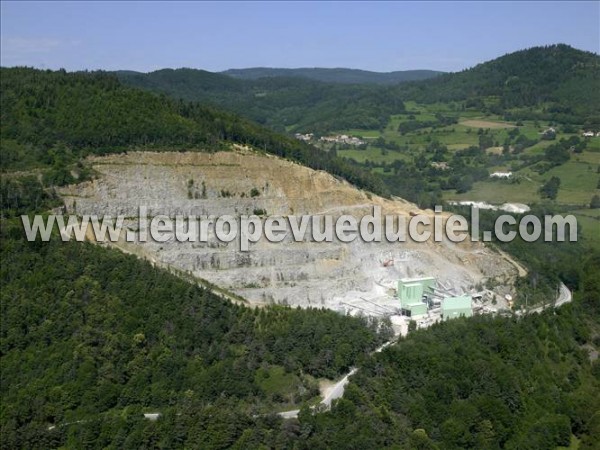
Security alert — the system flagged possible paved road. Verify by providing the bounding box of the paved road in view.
[277,367,360,419]
[520,282,572,315]
[556,282,572,307]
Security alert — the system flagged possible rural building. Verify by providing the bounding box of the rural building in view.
[490,171,512,178]
[441,295,473,320]
[583,131,595,137]
[431,161,450,170]
[541,127,556,139]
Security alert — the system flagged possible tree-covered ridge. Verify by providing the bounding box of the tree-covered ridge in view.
[3,213,596,449]
[117,45,600,132]
[0,67,387,195]
[1,47,599,450]
[117,68,407,133]
[396,44,600,122]
[0,219,389,449]
[1,69,199,148]
[221,67,443,85]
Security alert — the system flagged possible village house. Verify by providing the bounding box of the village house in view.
[431,161,450,170]
[490,171,513,179]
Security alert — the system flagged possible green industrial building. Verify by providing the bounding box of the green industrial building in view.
[397,277,435,317]
[441,295,473,320]
[402,300,428,317]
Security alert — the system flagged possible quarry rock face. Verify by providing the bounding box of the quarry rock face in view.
[58,149,520,308]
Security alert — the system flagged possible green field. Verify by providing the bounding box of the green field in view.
[444,179,541,204]
[444,152,600,206]
[337,102,560,159]
[573,213,600,251]
[333,102,598,201]
[546,157,600,204]
[338,147,410,165]
[333,102,600,251]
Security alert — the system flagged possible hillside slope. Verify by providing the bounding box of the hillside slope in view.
[58,149,518,308]
[117,68,406,132]
[119,45,600,132]
[396,44,600,122]
[0,67,385,195]
[0,216,388,448]
[2,53,599,450]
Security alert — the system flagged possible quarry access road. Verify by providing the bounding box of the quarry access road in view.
[278,340,395,419]
[526,282,572,314]
[514,281,572,316]
[279,282,572,420]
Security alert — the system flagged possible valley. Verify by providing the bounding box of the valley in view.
[1,38,599,449]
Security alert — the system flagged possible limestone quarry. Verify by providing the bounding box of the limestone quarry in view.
[58,148,523,316]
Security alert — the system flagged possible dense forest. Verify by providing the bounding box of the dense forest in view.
[0,216,390,449]
[2,213,597,448]
[293,273,600,450]
[0,67,386,195]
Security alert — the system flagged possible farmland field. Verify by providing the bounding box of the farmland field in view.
[330,102,600,249]
[444,151,600,206]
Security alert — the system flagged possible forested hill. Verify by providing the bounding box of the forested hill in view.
[0,67,386,195]
[396,44,600,122]
[118,45,599,132]
[2,62,600,449]
[116,68,406,132]
[0,217,389,448]
[221,67,443,84]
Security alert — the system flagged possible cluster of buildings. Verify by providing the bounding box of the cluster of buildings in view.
[319,134,366,146]
[294,133,314,142]
[397,276,473,320]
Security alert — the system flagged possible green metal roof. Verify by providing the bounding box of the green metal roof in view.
[442,295,472,311]
[399,277,436,291]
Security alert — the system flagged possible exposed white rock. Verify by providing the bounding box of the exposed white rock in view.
[58,150,520,310]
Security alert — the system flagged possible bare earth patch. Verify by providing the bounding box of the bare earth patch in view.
[461,119,516,129]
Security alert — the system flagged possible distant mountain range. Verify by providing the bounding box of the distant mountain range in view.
[220,67,443,84]
[116,44,600,133]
